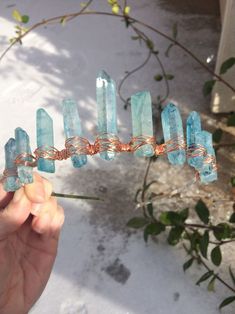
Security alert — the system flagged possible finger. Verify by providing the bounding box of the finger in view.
[49,205,65,239]
[31,197,59,234]
[25,173,53,215]
[0,182,14,209]
[0,187,31,239]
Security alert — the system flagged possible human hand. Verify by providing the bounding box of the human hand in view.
[0,173,64,314]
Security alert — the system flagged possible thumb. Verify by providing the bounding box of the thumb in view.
[0,187,31,240]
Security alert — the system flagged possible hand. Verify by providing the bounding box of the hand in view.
[0,173,65,314]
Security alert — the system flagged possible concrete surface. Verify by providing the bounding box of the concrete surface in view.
[0,1,234,314]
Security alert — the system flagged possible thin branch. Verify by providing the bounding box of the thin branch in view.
[118,50,151,106]
[198,255,235,293]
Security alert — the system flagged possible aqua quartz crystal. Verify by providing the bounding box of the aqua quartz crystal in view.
[186,111,203,169]
[3,138,21,191]
[15,127,33,184]
[198,130,217,183]
[130,91,154,157]
[36,108,55,173]
[96,70,118,160]
[62,99,87,168]
[161,103,186,165]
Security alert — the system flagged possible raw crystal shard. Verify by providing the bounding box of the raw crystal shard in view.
[3,138,21,191]
[36,108,55,173]
[62,99,87,168]
[131,91,154,157]
[96,70,118,160]
[198,131,217,183]
[186,111,203,169]
[161,103,186,165]
[15,127,33,184]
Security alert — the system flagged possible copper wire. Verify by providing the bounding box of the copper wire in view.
[129,135,156,152]
[186,144,207,158]
[0,133,217,183]
[165,135,186,153]
[14,153,37,167]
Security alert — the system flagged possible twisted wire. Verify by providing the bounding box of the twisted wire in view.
[165,135,186,153]
[1,133,217,182]
[186,143,207,158]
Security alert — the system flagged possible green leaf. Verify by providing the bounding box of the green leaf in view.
[60,17,67,26]
[207,275,216,292]
[160,211,183,226]
[154,74,163,81]
[227,113,235,126]
[143,228,149,243]
[167,226,184,245]
[172,22,178,39]
[220,57,235,75]
[212,128,223,143]
[199,230,209,259]
[165,74,174,80]
[203,80,215,97]
[165,43,174,57]
[231,177,235,187]
[144,222,165,237]
[229,266,235,286]
[183,257,194,272]
[196,270,213,286]
[213,223,231,240]
[12,9,22,22]
[229,212,235,223]
[131,35,140,40]
[195,199,210,224]
[146,39,154,50]
[21,15,29,24]
[211,246,222,266]
[179,208,189,221]
[219,296,235,310]
[146,203,154,218]
[159,212,171,225]
[126,217,148,229]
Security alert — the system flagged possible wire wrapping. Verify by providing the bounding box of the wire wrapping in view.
[1,133,217,182]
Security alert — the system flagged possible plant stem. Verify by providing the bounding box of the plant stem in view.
[141,158,152,217]
[198,255,235,293]
[52,192,102,201]
[118,50,151,106]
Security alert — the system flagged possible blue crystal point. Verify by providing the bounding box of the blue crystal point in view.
[186,111,203,169]
[3,138,21,191]
[198,131,217,183]
[15,127,33,184]
[36,109,55,173]
[161,103,186,165]
[96,70,118,161]
[62,99,87,168]
[131,91,154,157]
